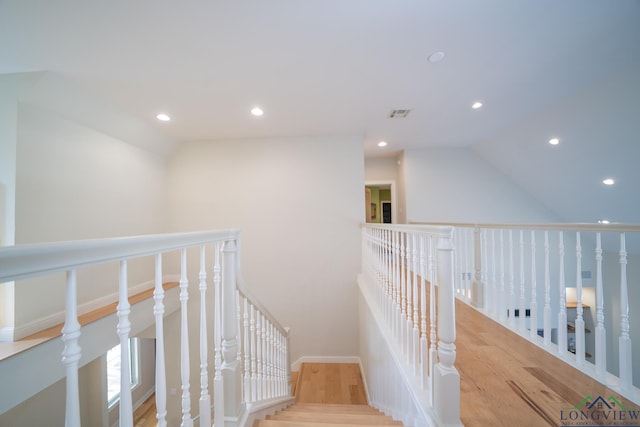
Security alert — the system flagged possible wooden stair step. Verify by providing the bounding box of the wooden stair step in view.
[256,420,401,427]
[269,411,401,425]
[286,403,380,414]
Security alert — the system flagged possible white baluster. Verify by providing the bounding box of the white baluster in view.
[419,233,428,390]
[237,291,242,367]
[198,246,211,427]
[250,304,258,402]
[243,296,251,402]
[405,233,413,363]
[558,232,567,355]
[619,233,632,391]
[118,261,134,427]
[280,332,287,396]
[179,249,192,427]
[221,240,242,419]
[266,322,273,399]
[428,235,437,403]
[498,230,506,322]
[255,309,263,401]
[595,232,607,376]
[482,229,489,312]
[62,270,81,427]
[412,232,420,376]
[401,232,408,359]
[261,313,268,400]
[463,227,470,301]
[509,230,515,328]
[575,232,585,366]
[433,228,461,426]
[491,229,497,316]
[270,323,276,398]
[154,254,167,427]
[394,230,401,345]
[213,243,224,427]
[543,232,551,347]
[284,328,291,396]
[530,231,538,340]
[519,230,526,333]
[594,233,607,377]
[472,226,483,308]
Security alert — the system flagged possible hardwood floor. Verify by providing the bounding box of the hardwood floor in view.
[124,318,639,427]
[256,403,403,427]
[133,394,158,427]
[455,296,636,426]
[262,365,399,427]
[295,363,368,405]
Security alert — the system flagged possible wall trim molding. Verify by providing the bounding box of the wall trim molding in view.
[290,355,362,372]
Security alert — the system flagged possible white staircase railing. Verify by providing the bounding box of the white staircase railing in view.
[415,221,640,406]
[0,230,292,426]
[359,224,462,427]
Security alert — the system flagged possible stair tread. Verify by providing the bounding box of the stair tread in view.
[257,420,402,427]
[289,403,379,412]
[271,411,400,424]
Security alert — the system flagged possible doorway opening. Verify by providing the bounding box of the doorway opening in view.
[365,181,396,224]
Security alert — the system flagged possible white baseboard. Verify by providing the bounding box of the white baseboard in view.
[357,359,371,404]
[290,355,362,372]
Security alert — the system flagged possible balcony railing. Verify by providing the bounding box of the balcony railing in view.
[360,223,462,427]
[0,230,292,426]
[415,221,640,405]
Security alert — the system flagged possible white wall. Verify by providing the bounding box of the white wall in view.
[13,104,171,333]
[364,156,398,182]
[168,136,365,363]
[0,357,106,427]
[403,147,559,224]
[15,104,170,244]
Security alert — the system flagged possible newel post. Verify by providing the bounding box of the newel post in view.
[222,239,243,425]
[471,226,484,308]
[433,227,462,426]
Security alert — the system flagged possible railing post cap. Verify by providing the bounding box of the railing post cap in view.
[222,240,237,252]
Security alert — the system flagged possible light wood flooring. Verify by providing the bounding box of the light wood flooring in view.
[257,364,401,426]
[133,311,638,427]
[133,394,158,427]
[294,363,368,405]
[455,296,636,426]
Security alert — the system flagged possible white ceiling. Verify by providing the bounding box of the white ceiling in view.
[1,0,640,222]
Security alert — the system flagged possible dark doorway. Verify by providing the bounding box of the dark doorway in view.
[382,201,392,223]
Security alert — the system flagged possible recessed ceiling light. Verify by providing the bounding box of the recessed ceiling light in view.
[156,113,171,122]
[378,141,388,148]
[428,51,445,63]
[472,102,483,109]
[549,138,559,145]
[251,107,264,116]
[598,219,610,224]
[602,178,615,186]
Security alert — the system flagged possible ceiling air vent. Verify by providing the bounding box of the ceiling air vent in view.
[388,109,411,119]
